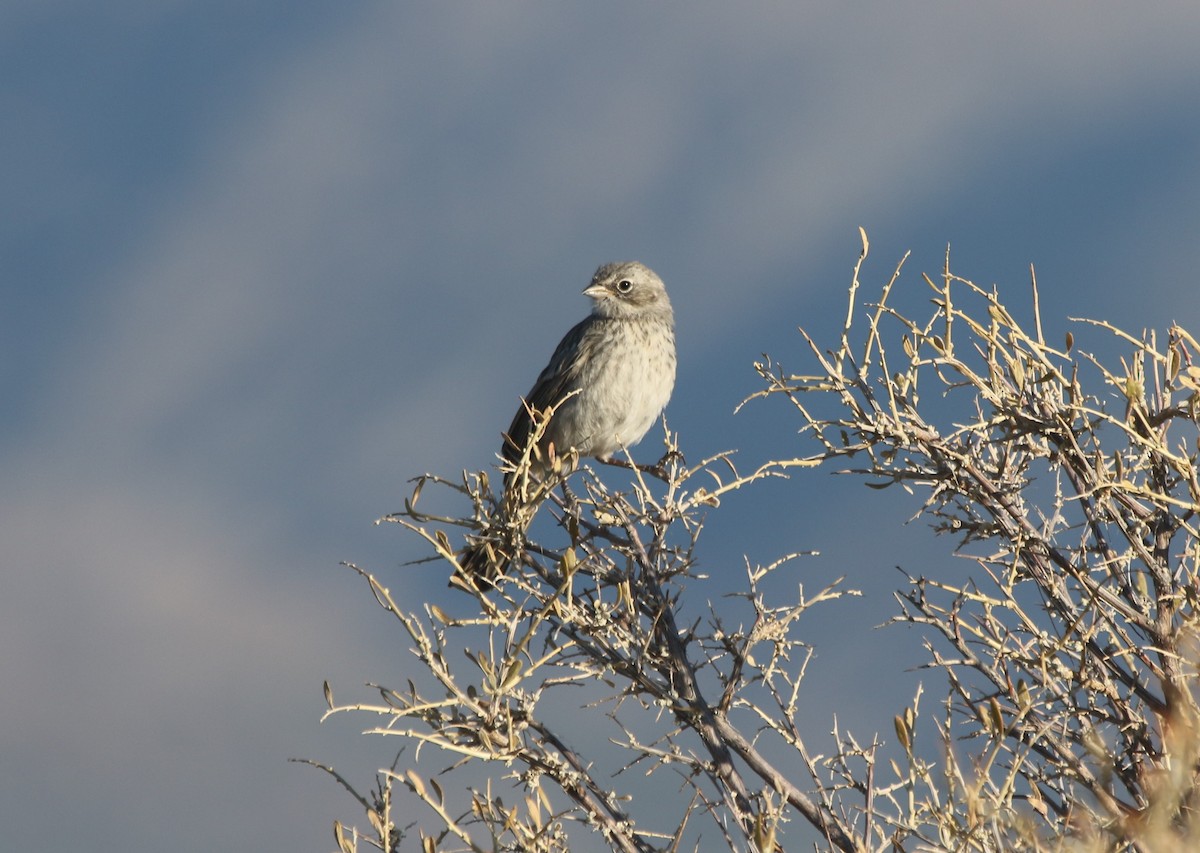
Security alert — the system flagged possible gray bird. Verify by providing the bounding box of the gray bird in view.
[457,261,676,587]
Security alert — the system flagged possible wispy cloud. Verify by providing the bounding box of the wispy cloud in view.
[4,4,1200,850]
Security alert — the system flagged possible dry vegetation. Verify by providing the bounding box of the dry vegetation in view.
[305,231,1200,852]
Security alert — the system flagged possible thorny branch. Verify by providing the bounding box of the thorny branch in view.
[747,229,1200,849]
[309,230,1200,852]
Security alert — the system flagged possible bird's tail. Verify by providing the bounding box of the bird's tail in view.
[454,403,573,591]
[453,497,536,592]
[453,534,513,591]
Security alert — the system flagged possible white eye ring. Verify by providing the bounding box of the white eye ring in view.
[616,279,633,293]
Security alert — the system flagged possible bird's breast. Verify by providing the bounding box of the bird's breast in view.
[556,318,676,458]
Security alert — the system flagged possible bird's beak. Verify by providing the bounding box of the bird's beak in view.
[583,283,608,299]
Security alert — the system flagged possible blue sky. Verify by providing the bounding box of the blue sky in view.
[5,4,1200,851]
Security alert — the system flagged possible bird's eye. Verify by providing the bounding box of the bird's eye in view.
[616,279,633,293]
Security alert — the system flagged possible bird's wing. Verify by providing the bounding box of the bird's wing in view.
[502,316,596,467]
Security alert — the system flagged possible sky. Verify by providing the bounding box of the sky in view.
[4,4,1200,851]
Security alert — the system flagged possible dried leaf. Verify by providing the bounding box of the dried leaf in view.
[560,547,578,576]
[406,769,427,799]
[1010,355,1025,388]
[500,660,523,692]
[334,821,355,853]
[989,697,1004,734]
[367,810,384,836]
[894,714,910,750]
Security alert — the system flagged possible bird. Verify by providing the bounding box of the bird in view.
[456,261,676,589]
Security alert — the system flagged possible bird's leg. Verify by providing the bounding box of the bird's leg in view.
[555,480,588,554]
[596,452,680,483]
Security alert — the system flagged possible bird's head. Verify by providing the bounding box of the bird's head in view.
[583,261,673,321]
